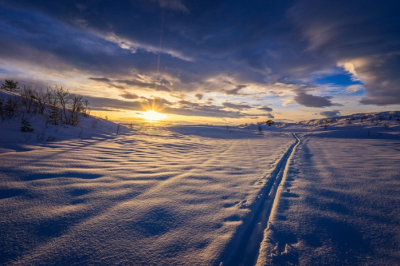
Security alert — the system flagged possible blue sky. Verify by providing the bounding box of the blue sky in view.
[0,0,399,122]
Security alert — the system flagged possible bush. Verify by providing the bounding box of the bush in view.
[1,80,19,92]
[265,120,274,126]
[3,97,19,119]
[20,118,34,132]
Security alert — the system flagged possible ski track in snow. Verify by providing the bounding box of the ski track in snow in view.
[218,133,299,266]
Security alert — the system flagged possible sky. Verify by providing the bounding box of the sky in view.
[0,0,399,124]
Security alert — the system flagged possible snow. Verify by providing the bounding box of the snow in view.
[256,128,400,265]
[1,90,400,265]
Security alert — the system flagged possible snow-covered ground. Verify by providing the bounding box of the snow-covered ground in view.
[256,134,400,265]
[1,89,400,265]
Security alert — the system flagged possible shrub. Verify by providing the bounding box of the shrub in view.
[47,99,61,125]
[36,132,45,141]
[3,97,19,119]
[265,120,274,126]
[46,135,56,142]
[1,80,19,92]
[20,118,34,132]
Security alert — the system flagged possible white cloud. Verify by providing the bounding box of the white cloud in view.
[346,84,363,93]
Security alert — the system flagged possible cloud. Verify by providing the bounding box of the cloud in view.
[222,102,252,110]
[224,85,247,95]
[119,92,139,100]
[266,113,274,118]
[289,0,400,105]
[89,77,171,92]
[294,92,340,108]
[257,105,273,112]
[89,77,111,82]
[195,93,203,100]
[320,110,341,117]
[346,84,363,93]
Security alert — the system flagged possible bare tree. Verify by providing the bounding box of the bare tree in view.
[81,99,90,117]
[20,86,37,114]
[54,86,71,124]
[69,94,83,126]
[34,89,47,114]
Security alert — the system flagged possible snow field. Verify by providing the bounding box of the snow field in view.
[0,125,293,265]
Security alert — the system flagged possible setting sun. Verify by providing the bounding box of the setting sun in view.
[141,110,167,121]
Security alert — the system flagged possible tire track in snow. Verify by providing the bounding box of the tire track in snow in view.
[217,133,300,266]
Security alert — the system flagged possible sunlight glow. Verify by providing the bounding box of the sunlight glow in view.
[141,110,167,122]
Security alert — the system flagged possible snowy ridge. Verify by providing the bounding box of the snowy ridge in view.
[243,110,400,140]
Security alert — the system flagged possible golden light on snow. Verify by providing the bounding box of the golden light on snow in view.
[141,110,167,122]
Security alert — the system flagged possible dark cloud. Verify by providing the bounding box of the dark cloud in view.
[257,105,273,112]
[195,93,203,100]
[288,0,400,105]
[89,77,110,82]
[119,92,139,100]
[222,102,252,110]
[320,110,341,118]
[294,92,341,108]
[266,113,274,118]
[86,95,171,112]
[89,77,171,92]
[224,85,246,96]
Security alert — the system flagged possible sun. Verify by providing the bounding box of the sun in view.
[141,110,167,122]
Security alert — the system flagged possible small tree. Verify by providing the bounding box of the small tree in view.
[54,86,71,124]
[4,97,19,118]
[1,80,19,92]
[265,120,274,126]
[20,118,34,132]
[48,99,60,125]
[68,94,83,126]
